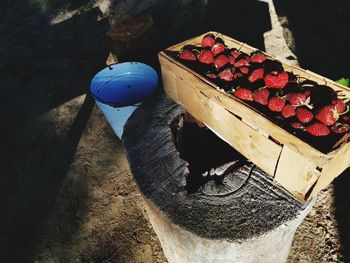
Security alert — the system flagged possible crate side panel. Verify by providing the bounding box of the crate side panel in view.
[310,142,350,197]
[174,75,282,176]
[274,145,320,200]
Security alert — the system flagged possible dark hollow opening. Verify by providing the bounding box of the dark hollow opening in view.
[171,114,249,195]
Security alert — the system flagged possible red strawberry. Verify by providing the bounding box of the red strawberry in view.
[214,54,229,69]
[234,59,250,67]
[315,106,338,126]
[264,71,288,89]
[306,122,330,136]
[268,97,285,112]
[233,88,253,101]
[296,108,314,123]
[251,53,267,63]
[178,50,196,61]
[281,104,296,118]
[206,73,217,79]
[233,72,243,79]
[239,67,249,74]
[343,115,350,121]
[253,88,269,105]
[230,49,240,58]
[198,50,214,64]
[290,122,304,129]
[218,68,233,81]
[248,68,264,83]
[331,122,350,134]
[228,56,236,65]
[332,99,346,113]
[201,34,215,48]
[211,42,226,56]
[286,93,307,106]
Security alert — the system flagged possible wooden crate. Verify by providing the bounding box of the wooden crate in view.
[158,32,350,201]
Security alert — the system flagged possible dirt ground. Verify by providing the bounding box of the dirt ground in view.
[1,0,350,262]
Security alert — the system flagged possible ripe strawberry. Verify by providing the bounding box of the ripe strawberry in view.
[198,50,214,64]
[331,122,350,134]
[253,88,269,105]
[233,88,253,101]
[332,99,346,113]
[218,68,233,81]
[306,122,330,136]
[239,67,249,74]
[178,49,196,61]
[248,68,264,83]
[286,93,307,106]
[315,106,338,126]
[211,42,226,56]
[268,97,285,112]
[214,54,229,69]
[233,72,243,79]
[206,73,217,79]
[201,34,216,48]
[234,59,250,67]
[230,49,240,58]
[251,53,267,63]
[281,104,296,118]
[264,71,288,89]
[228,56,236,65]
[296,108,314,123]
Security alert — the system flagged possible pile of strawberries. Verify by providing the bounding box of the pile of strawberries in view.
[176,33,350,137]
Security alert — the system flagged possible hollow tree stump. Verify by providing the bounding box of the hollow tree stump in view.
[122,90,314,263]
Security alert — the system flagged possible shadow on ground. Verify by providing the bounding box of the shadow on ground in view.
[274,1,350,261]
[0,1,109,261]
[0,0,272,262]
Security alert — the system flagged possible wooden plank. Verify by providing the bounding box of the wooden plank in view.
[274,145,320,200]
[310,142,350,197]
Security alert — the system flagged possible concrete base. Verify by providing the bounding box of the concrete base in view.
[143,197,315,263]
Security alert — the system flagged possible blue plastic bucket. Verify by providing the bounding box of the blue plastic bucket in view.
[90,62,158,138]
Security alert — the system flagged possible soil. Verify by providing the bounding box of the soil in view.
[1,0,350,262]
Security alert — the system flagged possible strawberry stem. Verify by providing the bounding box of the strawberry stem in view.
[339,105,350,116]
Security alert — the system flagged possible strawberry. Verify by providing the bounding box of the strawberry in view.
[198,50,214,64]
[201,34,216,48]
[206,73,217,79]
[264,71,288,89]
[234,59,250,67]
[218,68,233,81]
[233,72,243,79]
[296,107,314,123]
[228,56,236,65]
[214,54,229,69]
[281,104,296,118]
[239,67,249,75]
[251,53,267,63]
[211,42,226,56]
[248,68,264,83]
[331,122,350,134]
[286,93,307,106]
[315,106,338,126]
[268,97,285,112]
[230,49,240,58]
[233,88,253,101]
[332,99,346,113]
[306,122,330,136]
[253,88,269,105]
[178,49,196,61]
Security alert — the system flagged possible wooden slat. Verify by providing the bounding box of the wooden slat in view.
[274,145,320,200]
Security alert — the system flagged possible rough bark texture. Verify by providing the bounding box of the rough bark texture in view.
[123,90,309,241]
